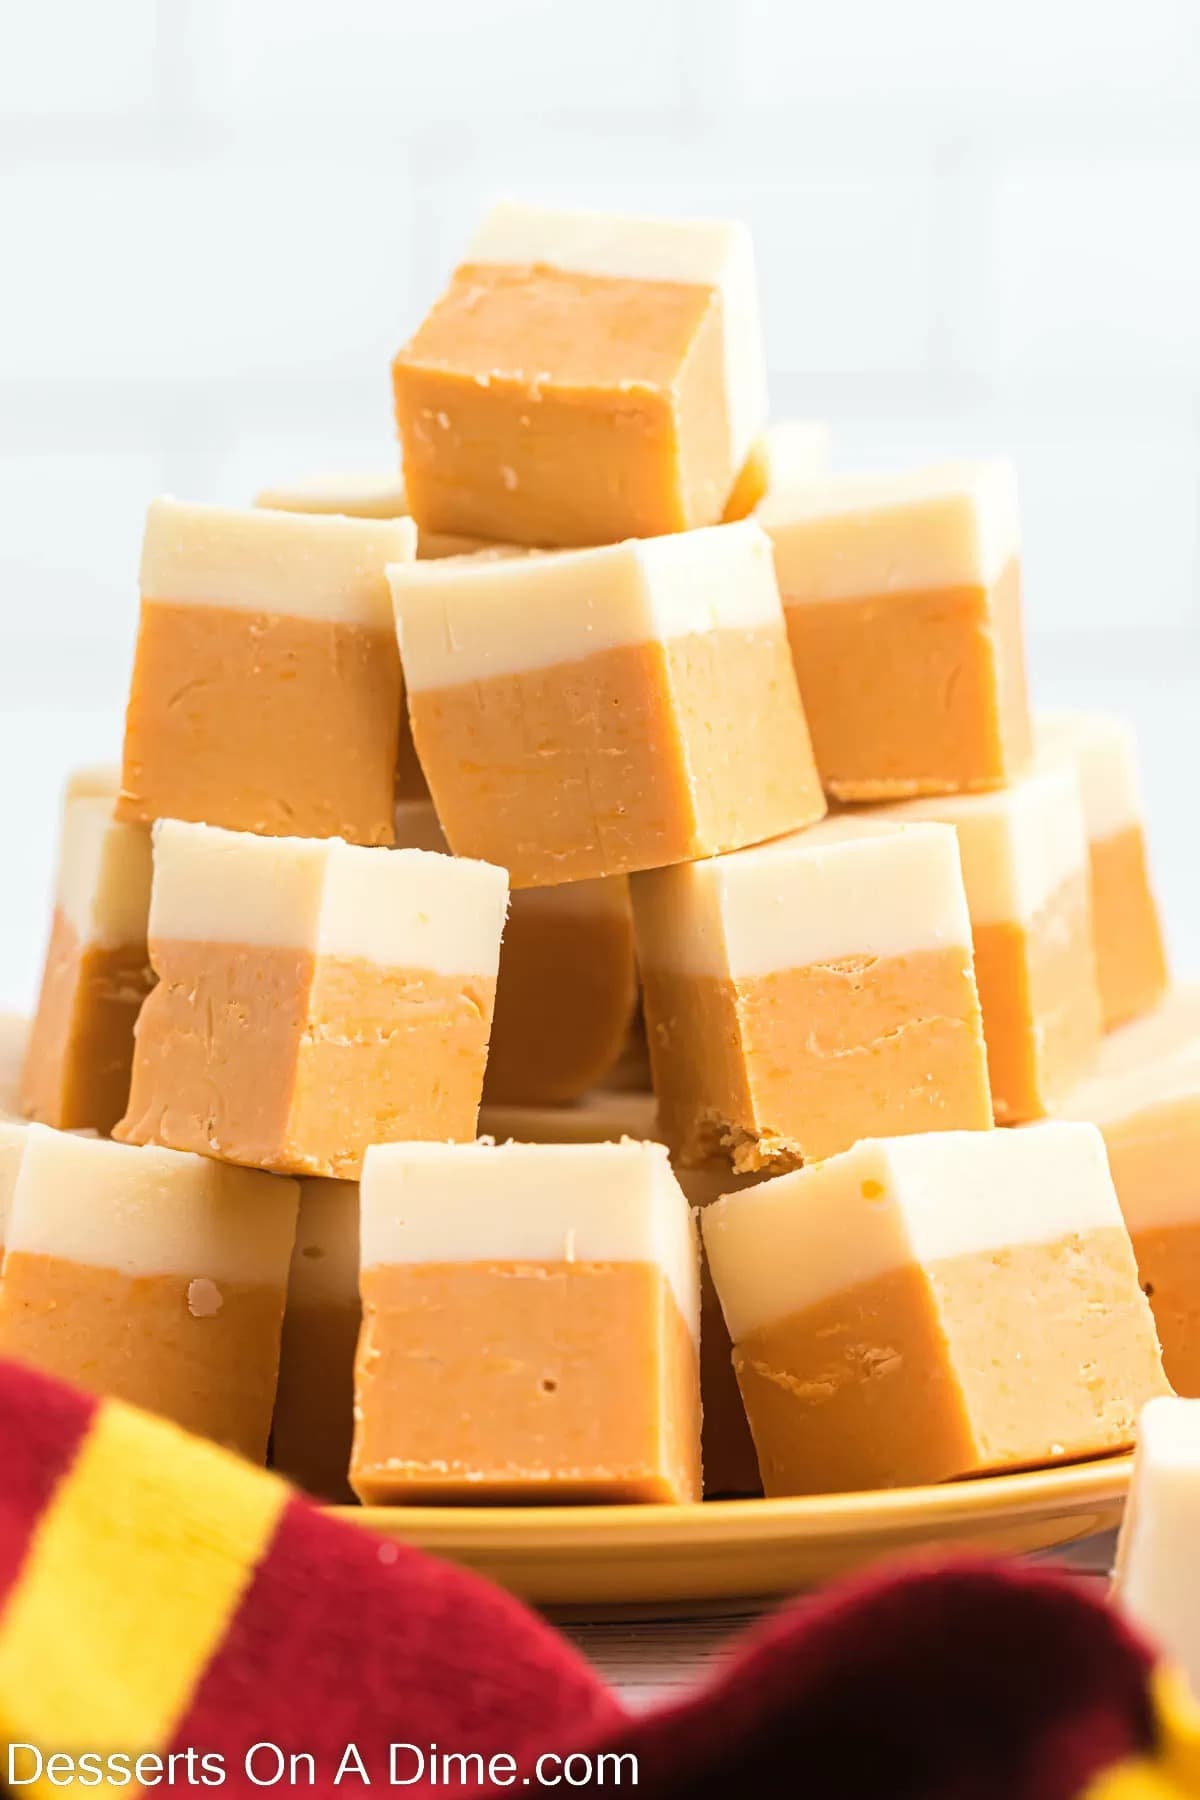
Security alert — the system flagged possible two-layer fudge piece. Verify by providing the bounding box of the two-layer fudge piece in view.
[1039,710,1169,1028]
[272,1177,361,1501]
[0,1127,297,1459]
[117,820,508,1177]
[119,499,416,841]
[702,1126,1169,1497]
[877,761,1102,1121]
[351,1139,701,1505]
[393,200,768,546]
[1050,1018,1200,1393]
[632,815,993,1172]
[761,460,1032,799]
[721,420,831,522]
[390,519,825,887]
[394,800,636,1104]
[1115,1398,1200,1695]
[21,768,152,1134]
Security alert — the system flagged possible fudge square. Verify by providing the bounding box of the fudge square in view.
[1051,1026,1200,1395]
[118,498,416,844]
[631,815,993,1173]
[392,199,768,548]
[702,1125,1169,1498]
[0,1127,297,1461]
[1115,1398,1200,1696]
[394,799,637,1104]
[877,761,1102,1123]
[21,768,153,1135]
[761,460,1033,799]
[389,519,825,887]
[116,820,508,1178]
[350,1139,701,1505]
[1039,709,1169,1029]
[272,1177,361,1502]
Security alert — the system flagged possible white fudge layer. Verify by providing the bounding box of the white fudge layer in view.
[64,765,120,804]
[874,762,1089,928]
[631,816,972,979]
[1100,985,1200,1079]
[702,1123,1121,1341]
[148,820,509,978]
[1116,1397,1200,1697]
[286,1177,361,1309]
[359,1137,700,1343]
[389,519,784,689]
[141,497,416,629]
[56,796,153,951]
[756,420,831,495]
[254,470,409,521]
[1037,709,1145,843]
[6,1125,298,1284]
[466,198,768,476]
[0,1119,30,1250]
[761,458,1020,602]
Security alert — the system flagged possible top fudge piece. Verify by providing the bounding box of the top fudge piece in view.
[761,460,1033,799]
[389,519,825,887]
[1038,709,1169,1029]
[119,499,416,844]
[392,199,768,547]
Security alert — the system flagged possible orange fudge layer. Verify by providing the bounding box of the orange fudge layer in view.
[483,888,637,1105]
[971,876,1100,1123]
[116,822,508,1179]
[394,202,766,546]
[353,1260,698,1505]
[703,1127,1167,1499]
[0,1252,284,1460]
[121,600,401,844]
[1089,824,1169,1028]
[763,461,1032,799]
[734,1228,1161,1496]
[407,628,821,888]
[634,818,991,1174]
[785,562,1031,800]
[1133,1222,1200,1398]
[121,943,497,1179]
[21,911,151,1135]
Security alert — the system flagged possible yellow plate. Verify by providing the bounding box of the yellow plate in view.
[341,1454,1131,1611]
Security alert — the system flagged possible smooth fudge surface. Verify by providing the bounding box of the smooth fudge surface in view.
[393,199,768,547]
[390,519,825,887]
[633,814,993,1173]
[116,819,508,1178]
[875,761,1102,1122]
[21,769,152,1135]
[350,1138,701,1506]
[762,459,1032,799]
[119,499,416,844]
[702,1125,1168,1497]
[1038,709,1169,1029]
[0,1126,298,1460]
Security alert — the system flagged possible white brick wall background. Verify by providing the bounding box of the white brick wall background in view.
[1,0,1198,1007]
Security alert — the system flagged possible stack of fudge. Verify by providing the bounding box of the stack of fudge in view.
[0,199,1194,1511]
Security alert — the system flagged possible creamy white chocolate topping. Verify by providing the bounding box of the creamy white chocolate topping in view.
[477,1091,661,1147]
[285,1177,361,1309]
[756,420,831,496]
[359,1137,700,1343]
[140,498,416,628]
[1115,1396,1200,1695]
[6,1125,298,1283]
[390,519,785,690]
[631,816,972,979]
[761,458,1020,602]
[1037,708,1145,843]
[702,1123,1121,1341]
[0,1119,30,1250]
[64,765,119,805]
[148,820,509,977]
[56,796,153,952]
[873,762,1089,929]
[254,470,409,521]
[1099,985,1200,1079]
[466,199,768,475]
